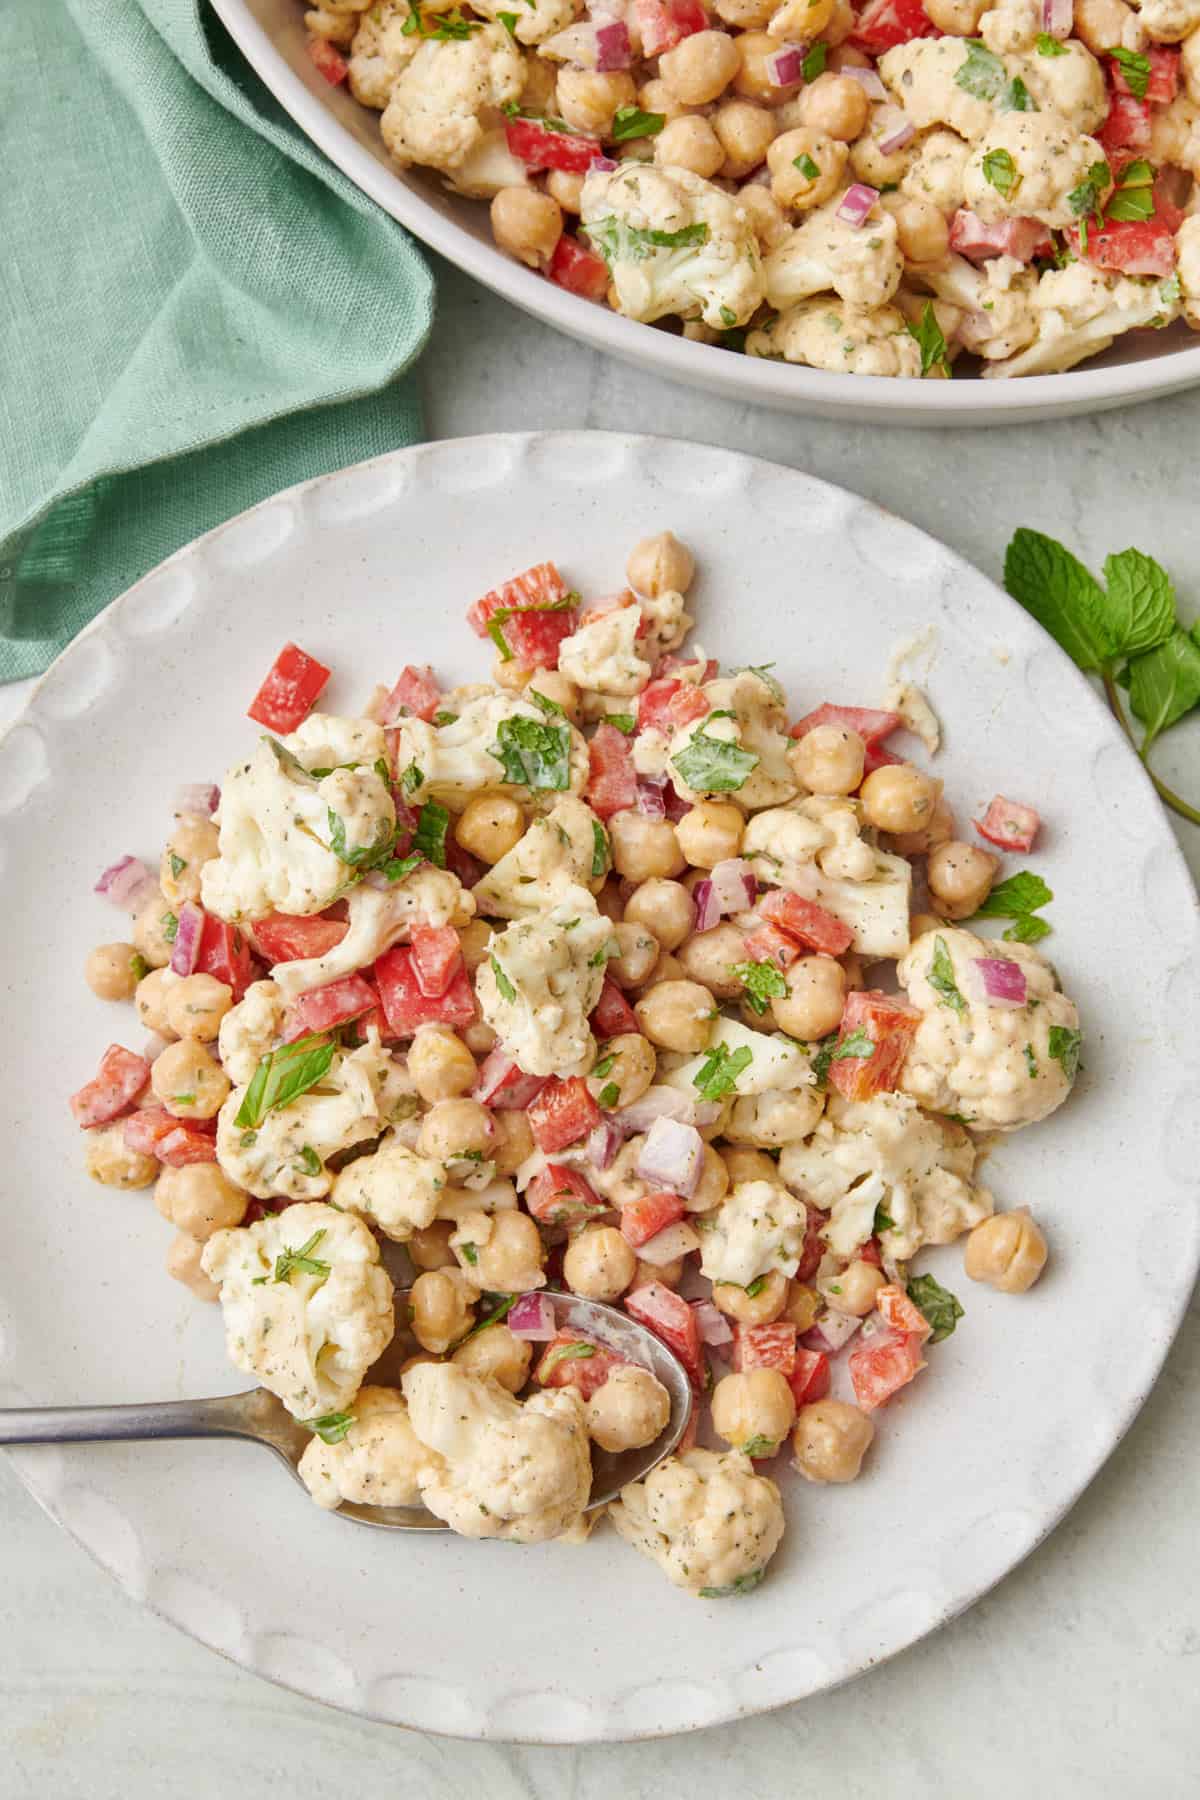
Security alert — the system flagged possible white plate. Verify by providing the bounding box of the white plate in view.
[212,0,1200,428]
[1,433,1196,1742]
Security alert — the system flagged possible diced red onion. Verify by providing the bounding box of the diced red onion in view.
[586,1117,624,1170]
[636,1221,701,1266]
[837,183,879,228]
[841,65,887,100]
[169,901,205,976]
[692,878,722,934]
[877,111,915,155]
[765,43,806,85]
[692,1299,734,1347]
[663,782,690,823]
[508,1292,556,1340]
[709,857,758,914]
[973,956,1027,1007]
[636,1116,704,1197]
[802,1311,862,1354]
[616,1086,699,1135]
[175,783,220,817]
[94,855,158,914]
[595,18,631,68]
[590,154,619,172]
[1042,0,1072,36]
[636,776,667,819]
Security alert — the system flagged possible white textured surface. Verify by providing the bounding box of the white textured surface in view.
[0,316,1197,1788]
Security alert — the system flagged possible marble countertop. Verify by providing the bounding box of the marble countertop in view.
[2,260,1197,1798]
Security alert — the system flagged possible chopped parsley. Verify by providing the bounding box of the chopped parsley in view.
[982,146,1020,199]
[873,1203,896,1235]
[1067,160,1111,247]
[489,956,517,1003]
[1047,1024,1082,1081]
[540,1340,597,1374]
[671,725,759,793]
[382,851,423,883]
[234,1033,337,1129]
[460,1242,479,1266]
[325,808,398,872]
[611,105,666,142]
[598,1081,621,1108]
[399,762,425,793]
[272,1229,331,1285]
[592,819,610,878]
[589,940,619,967]
[692,1042,753,1101]
[700,1569,765,1598]
[303,1411,355,1445]
[585,215,710,267]
[450,1291,517,1351]
[496,9,518,34]
[433,710,459,727]
[794,151,821,181]
[1107,46,1150,98]
[809,1031,839,1086]
[802,40,827,81]
[731,959,788,1016]
[297,1145,322,1176]
[412,800,450,868]
[928,935,967,1015]
[1106,158,1155,223]
[591,1054,617,1079]
[906,1273,964,1343]
[905,301,951,379]
[401,4,481,37]
[490,716,572,790]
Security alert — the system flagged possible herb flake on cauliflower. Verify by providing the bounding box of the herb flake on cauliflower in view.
[609,1447,785,1596]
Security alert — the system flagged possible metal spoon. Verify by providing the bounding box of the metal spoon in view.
[0,1293,693,1531]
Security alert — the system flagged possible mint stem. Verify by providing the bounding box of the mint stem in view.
[1101,666,1200,828]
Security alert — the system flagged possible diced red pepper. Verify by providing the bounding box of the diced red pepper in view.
[409,924,463,999]
[70,1045,151,1129]
[576,589,638,629]
[789,1347,831,1408]
[528,1076,600,1153]
[442,836,485,890]
[283,974,378,1041]
[246,642,331,734]
[636,678,710,737]
[828,990,920,1102]
[501,608,577,671]
[158,1125,220,1167]
[849,0,939,53]
[877,1282,933,1342]
[948,210,1054,264]
[849,1328,926,1410]
[1098,92,1152,156]
[863,741,903,776]
[547,234,610,302]
[473,1048,547,1110]
[123,1107,180,1157]
[858,1236,884,1269]
[380,665,441,725]
[790,702,901,746]
[796,1208,829,1283]
[341,1004,391,1045]
[306,35,349,84]
[732,1321,796,1376]
[592,977,639,1039]
[536,1330,626,1400]
[467,562,569,638]
[653,653,719,683]
[760,889,854,956]
[587,722,638,820]
[620,1189,686,1248]
[195,916,256,1001]
[374,945,476,1037]
[506,117,603,175]
[973,794,1041,853]
[251,912,349,964]
[1066,212,1177,277]
[625,1281,705,1389]
[526,1163,609,1226]
[740,922,802,972]
[1111,45,1178,105]
[634,0,708,56]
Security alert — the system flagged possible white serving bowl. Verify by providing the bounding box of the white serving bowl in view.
[213,0,1200,427]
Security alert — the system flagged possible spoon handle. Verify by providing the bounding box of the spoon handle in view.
[0,1392,260,1445]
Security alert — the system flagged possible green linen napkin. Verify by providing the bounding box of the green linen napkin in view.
[0,0,434,683]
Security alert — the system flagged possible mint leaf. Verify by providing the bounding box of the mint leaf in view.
[802,40,827,79]
[1035,30,1067,51]
[603,713,636,734]
[955,39,1008,99]
[1003,528,1113,670]
[528,687,565,718]
[739,1433,780,1457]
[611,104,666,141]
[982,146,1020,198]
[692,1042,754,1100]
[490,717,571,790]
[928,935,967,1015]
[671,727,759,793]
[731,960,788,1015]
[975,871,1053,917]
[412,800,450,868]
[272,1228,331,1285]
[906,1273,964,1343]
[235,1033,336,1129]
[1108,45,1150,97]
[699,1569,765,1598]
[1127,627,1200,747]
[592,819,609,878]
[1102,548,1177,659]
[541,1340,597,1374]
[1048,1024,1082,1080]
[303,1411,356,1445]
[489,956,517,1003]
[905,302,951,378]
[598,1081,620,1107]
[809,1031,838,1087]
[831,1026,874,1062]
[1003,913,1052,944]
[326,808,397,871]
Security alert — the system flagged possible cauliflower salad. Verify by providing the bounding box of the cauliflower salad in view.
[298,0,1199,380]
[73,529,1080,1598]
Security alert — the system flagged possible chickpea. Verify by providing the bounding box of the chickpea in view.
[655,114,726,177]
[306,8,358,45]
[714,0,775,23]
[404,1025,475,1105]
[635,979,715,1053]
[470,1210,546,1293]
[626,530,696,598]
[782,1280,821,1331]
[849,124,913,188]
[711,1268,790,1324]
[132,893,178,970]
[398,1352,439,1379]
[824,1258,886,1316]
[633,1255,684,1288]
[168,1233,220,1301]
[164,972,232,1043]
[454,794,524,865]
[792,1399,874,1482]
[767,128,848,209]
[86,942,144,1003]
[712,101,777,178]
[608,809,686,881]
[596,880,626,923]
[150,1040,230,1120]
[885,793,956,858]
[790,724,865,796]
[659,30,741,106]
[797,71,870,141]
[526,668,581,723]
[408,1220,458,1272]
[564,1223,638,1301]
[927,840,998,920]
[923,0,987,28]
[881,192,949,264]
[588,1032,657,1110]
[546,168,584,213]
[676,921,746,999]
[722,1146,778,1185]
[828,43,870,68]
[739,183,791,251]
[735,32,802,104]
[490,1111,534,1176]
[463,1021,498,1056]
[823,0,857,43]
[134,967,178,1036]
[418,1097,494,1162]
[492,655,531,693]
[451,1322,532,1393]
[489,187,563,271]
[155,1163,247,1238]
[770,955,846,1040]
[909,911,944,938]
[586,1365,672,1452]
[860,763,942,835]
[410,1268,476,1353]
[458,917,493,973]
[623,877,694,951]
[965,1209,1048,1293]
[768,0,835,32]
[557,66,637,135]
[635,950,686,994]
[636,77,696,126]
[675,800,745,869]
[160,814,220,906]
[688,1142,730,1213]
[607,920,661,989]
[711,1368,796,1453]
[1181,27,1200,101]
[84,1123,157,1190]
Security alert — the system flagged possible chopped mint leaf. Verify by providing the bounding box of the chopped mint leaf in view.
[982,146,1020,198]
[489,956,517,1003]
[671,726,759,793]
[592,818,610,878]
[907,1272,964,1343]
[905,301,951,378]
[692,1042,754,1101]
[540,1340,597,1373]
[928,935,967,1015]
[528,687,565,718]
[699,1569,765,1598]
[1047,1024,1082,1080]
[1107,45,1150,97]
[490,716,572,790]
[831,1026,874,1063]
[235,1034,337,1129]
[611,104,666,142]
[412,800,450,868]
[731,959,788,1016]
[272,1228,331,1285]
[303,1410,355,1444]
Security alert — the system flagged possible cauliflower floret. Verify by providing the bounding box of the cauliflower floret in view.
[1135,0,1200,40]
[348,0,421,108]
[269,869,471,999]
[780,1091,993,1262]
[380,26,525,175]
[299,1385,432,1510]
[449,1208,548,1288]
[202,1203,394,1419]
[698,1178,809,1287]
[980,0,1040,53]
[746,298,923,376]
[984,260,1182,376]
[637,589,693,659]
[609,1448,785,1597]
[388,691,588,812]
[962,114,1108,227]
[897,927,1082,1129]
[764,200,904,310]
[472,0,580,43]
[472,795,602,919]
[216,1042,387,1199]
[331,1131,445,1240]
[476,902,612,1076]
[1013,41,1108,133]
[676,670,797,811]
[665,1016,812,1102]
[1179,215,1200,325]
[724,1085,826,1148]
[901,128,973,211]
[916,253,1039,359]
[558,606,652,698]
[580,164,766,330]
[879,38,1014,140]
[742,803,912,959]
[402,1362,592,1542]
[218,979,287,1085]
[201,720,395,921]
[1149,91,1200,173]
